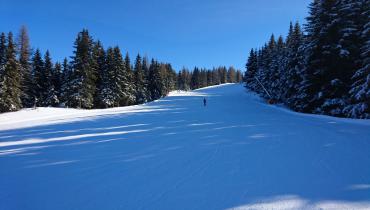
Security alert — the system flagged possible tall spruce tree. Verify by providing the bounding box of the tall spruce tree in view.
[53,62,62,104]
[297,0,346,115]
[245,49,258,90]
[0,32,21,112]
[43,50,59,106]
[346,0,370,118]
[285,22,305,108]
[60,58,73,107]
[122,52,135,105]
[142,56,151,102]
[227,67,236,83]
[32,49,44,106]
[69,29,96,109]
[92,40,106,107]
[236,70,243,83]
[148,59,163,100]
[0,33,7,110]
[98,47,116,107]
[191,67,201,89]
[134,54,147,104]
[17,26,34,107]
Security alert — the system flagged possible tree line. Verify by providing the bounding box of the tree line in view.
[0,27,242,113]
[177,66,243,91]
[245,0,370,119]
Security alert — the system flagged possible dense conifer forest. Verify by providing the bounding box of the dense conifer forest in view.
[0,28,243,112]
[245,0,370,119]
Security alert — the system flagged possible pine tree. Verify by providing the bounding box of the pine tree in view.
[0,32,22,112]
[285,22,305,108]
[69,29,96,109]
[236,70,243,83]
[148,59,163,100]
[166,64,177,93]
[32,49,44,106]
[297,0,347,115]
[160,64,170,95]
[92,40,106,107]
[271,35,286,101]
[17,26,34,107]
[98,47,116,108]
[122,52,135,105]
[346,0,370,118]
[134,54,147,104]
[245,49,258,90]
[60,58,73,107]
[142,56,151,102]
[191,67,201,89]
[43,51,59,106]
[212,68,220,85]
[200,69,208,88]
[177,68,191,90]
[219,66,228,84]
[227,67,236,83]
[0,33,7,110]
[53,62,62,104]
[177,70,182,90]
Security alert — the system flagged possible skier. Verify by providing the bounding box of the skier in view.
[203,98,207,107]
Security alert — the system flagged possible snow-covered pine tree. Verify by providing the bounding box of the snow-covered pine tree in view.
[346,0,370,118]
[120,50,135,106]
[177,68,191,90]
[0,32,22,112]
[245,49,258,90]
[43,51,59,107]
[295,0,334,113]
[191,67,201,89]
[285,22,305,109]
[98,47,113,108]
[69,29,96,109]
[17,26,34,108]
[53,62,62,105]
[158,63,170,97]
[60,58,73,107]
[200,69,208,88]
[147,59,155,100]
[254,47,264,96]
[206,70,213,86]
[270,35,285,101]
[148,59,164,100]
[318,0,361,116]
[0,33,7,111]
[32,49,44,106]
[98,47,116,108]
[159,64,170,95]
[298,0,348,116]
[134,54,147,104]
[254,35,276,99]
[91,40,106,108]
[166,64,177,92]
[176,69,184,90]
[141,56,152,102]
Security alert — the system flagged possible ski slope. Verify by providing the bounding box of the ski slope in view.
[1,84,370,210]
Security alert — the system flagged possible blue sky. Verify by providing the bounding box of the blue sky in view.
[1,0,311,70]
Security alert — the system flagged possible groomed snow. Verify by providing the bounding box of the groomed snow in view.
[0,84,370,210]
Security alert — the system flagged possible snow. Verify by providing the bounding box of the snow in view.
[1,83,370,210]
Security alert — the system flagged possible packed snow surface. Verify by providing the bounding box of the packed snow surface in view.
[1,84,370,210]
